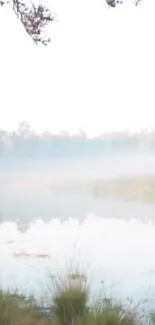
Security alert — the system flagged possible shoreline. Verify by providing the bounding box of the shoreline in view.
[91,175,155,204]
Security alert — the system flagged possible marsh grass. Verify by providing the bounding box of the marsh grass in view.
[0,290,23,325]
[0,289,50,325]
[51,271,89,325]
[0,270,153,325]
[48,268,148,325]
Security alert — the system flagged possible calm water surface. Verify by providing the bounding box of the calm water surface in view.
[1,154,155,301]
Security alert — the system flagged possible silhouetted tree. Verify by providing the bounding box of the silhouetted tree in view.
[0,0,54,45]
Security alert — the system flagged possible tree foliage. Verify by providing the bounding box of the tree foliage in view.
[0,0,142,45]
[0,0,54,45]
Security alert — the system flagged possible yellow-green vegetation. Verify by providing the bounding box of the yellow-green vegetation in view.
[52,273,89,325]
[50,272,146,325]
[92,175,155,204]
[0,290,50,325]
[77,299,141,325]
[0,272,150,325]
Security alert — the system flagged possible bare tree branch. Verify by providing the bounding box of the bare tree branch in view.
[0,0,54,45]
[135,0,142,6]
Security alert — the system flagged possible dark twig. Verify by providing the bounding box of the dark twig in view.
[106,0,142,7]
[0,0,9,5]
[135,0,142,6]
[106,0,121,7]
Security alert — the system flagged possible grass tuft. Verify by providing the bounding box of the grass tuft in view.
[52,272,89,325]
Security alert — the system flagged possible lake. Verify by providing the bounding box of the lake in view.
[1,153,155,302]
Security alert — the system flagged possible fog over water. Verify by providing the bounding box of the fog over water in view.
[1,148,155,300]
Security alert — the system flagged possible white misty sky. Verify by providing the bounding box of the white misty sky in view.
[0,0,155,137]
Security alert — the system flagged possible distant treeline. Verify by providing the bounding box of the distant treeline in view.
[0,123,155,159]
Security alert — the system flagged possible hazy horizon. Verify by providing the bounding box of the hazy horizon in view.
[1,124,155,163]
